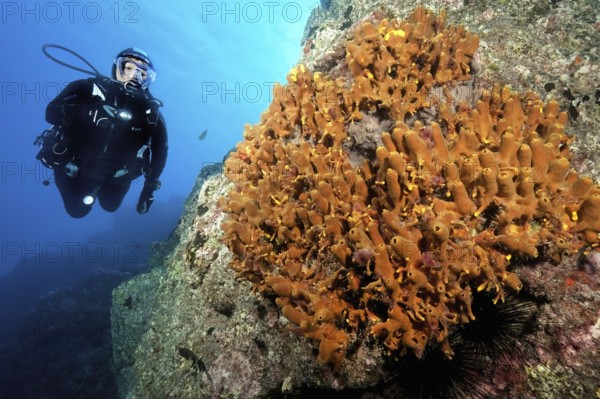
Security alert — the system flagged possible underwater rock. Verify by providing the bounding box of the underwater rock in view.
[112,1,600,398]
[0,266,133,399]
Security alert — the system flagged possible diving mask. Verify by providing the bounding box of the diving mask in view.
[115,56,156,88]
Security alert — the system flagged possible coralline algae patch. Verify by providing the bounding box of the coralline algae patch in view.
[218,6,600,371]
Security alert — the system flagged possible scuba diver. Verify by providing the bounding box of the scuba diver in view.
[39,47,168,218]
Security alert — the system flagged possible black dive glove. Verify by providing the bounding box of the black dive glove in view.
[137,178,161,214]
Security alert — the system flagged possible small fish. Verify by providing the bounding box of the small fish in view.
[198,129,208,141]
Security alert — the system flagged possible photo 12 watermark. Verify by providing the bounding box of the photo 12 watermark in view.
[1,1,140,24]
[1,241,144,265]
[200,80,341,105]
[1,160,153,186]
[200,81,277,104]
[200,1,313,24]
[1,81,70,104]
[1,161,55,185]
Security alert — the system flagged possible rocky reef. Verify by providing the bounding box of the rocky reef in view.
[111,1,600,398]
[0,266,137,399]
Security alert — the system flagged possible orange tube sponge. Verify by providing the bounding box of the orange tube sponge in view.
[575,194,600,234]
[429,219,450,242]
[546,158,571,192]
[474,166,499,216]
[388,151,408,178]
[331,239,351,263]
[317,326,349,372]
[406,266,435,293]
[386,169,402,203]
[217,6,599,372]
[518,144,533,167]
[496,170,517,200]
[448,180,477,215]
[502,97,526,136]
[497,233,538,258]
[450,127,480,158]
[370,305,412,349]
[430,122,450,161]
[404,130,431,165]
[503,272,523,292]
[348,227,375,250]
[222,220,256,245]
[498,132,519,167]
[390,235,421,267]
[474,99,493,142]
[459,156,482,185]
[373,243,395,282]
[354,176,369,203]
[571,176,593,199]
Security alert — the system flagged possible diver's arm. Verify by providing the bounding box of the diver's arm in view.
[45,79,92,126]
[147,112,168,181]
[136,113,168,214]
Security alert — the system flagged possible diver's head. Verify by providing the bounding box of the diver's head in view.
[112,48,156,89]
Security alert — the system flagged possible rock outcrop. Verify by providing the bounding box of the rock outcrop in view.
[111,1,600,398]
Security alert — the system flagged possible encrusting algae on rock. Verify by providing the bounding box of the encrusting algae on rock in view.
[218,6,600,372]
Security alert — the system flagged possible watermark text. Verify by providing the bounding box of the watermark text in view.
[1,1,140,23]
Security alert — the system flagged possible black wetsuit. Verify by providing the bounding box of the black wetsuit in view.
[45,77,168,218]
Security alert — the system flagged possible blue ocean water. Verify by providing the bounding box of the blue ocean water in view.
[0,0,316,347]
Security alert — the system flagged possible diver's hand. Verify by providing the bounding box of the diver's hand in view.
[137,178,161,214]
